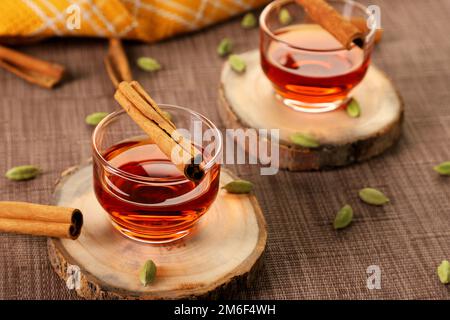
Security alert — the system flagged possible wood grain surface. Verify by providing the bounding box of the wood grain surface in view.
[219,50,403,171]
[49,164,266,299]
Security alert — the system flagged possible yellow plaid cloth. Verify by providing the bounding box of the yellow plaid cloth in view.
[0,0,270,42]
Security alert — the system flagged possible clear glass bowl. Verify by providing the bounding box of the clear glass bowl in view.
[92,105,223,243]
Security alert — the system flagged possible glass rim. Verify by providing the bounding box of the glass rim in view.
[259,0,377,52]
[92,105,223,184]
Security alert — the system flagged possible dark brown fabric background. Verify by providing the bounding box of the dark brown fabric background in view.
[1,0,450,299]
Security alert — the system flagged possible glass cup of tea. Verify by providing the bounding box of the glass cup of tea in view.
[260,0,376,113]
[92,105,222,244]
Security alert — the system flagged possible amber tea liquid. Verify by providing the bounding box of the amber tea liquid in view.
[93,138,220,243]
[261,24,370,109]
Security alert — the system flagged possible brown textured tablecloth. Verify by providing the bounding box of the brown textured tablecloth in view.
[1,0,450,300]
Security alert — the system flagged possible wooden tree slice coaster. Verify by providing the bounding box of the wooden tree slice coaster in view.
[219,50,404,171]
[48,162,267,300]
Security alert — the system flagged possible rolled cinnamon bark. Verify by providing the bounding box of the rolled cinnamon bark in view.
[0,202,83,239]
[296,0,364,49]
[0,45,65,88]
[114,81,205,182]
[104,38,133,89]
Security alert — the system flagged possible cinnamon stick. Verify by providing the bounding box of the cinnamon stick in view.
[296,0,364,49]
[104,38,133,89]
[114,81,205,182]
[0,202,83,239]
[0,45,65,88]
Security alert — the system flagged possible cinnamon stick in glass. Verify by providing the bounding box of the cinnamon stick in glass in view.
[0,202,83,239]
[114,81,205,182]
[296,0,364,49]
[0,45,65,89]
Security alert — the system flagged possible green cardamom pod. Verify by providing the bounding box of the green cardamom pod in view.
[358,188,389,206]
[222,179,253,194]
[290,133,320,148]
[241,13,257,29]
[137,57,162,72]
[346,99,361,118]
[334,204,353,230]
[228,54,246,73]
[437,260,450,284]
[217,38,233,57]
[139,259,157,286]
[5,165,41,181]
[433,162,450,176]
[279,8,293,25]
[85,112,109,126]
